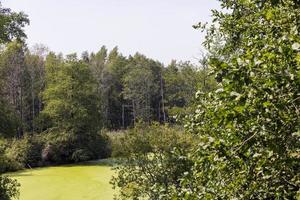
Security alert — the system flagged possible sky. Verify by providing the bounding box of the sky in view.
[2,0,220,65]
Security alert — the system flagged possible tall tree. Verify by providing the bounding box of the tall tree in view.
[89,46,108,125]
[123,53,161,124]
[181,0,300,199]
[102,47,127,128]
[0,2,29,43]
[24,49,46,132]
[123,66,156,122]
[163,60,214,119]
[43,54,101,133]
[0,41,27,137]
[0,2,28,198]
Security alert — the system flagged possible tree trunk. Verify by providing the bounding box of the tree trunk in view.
[160,72,166,123]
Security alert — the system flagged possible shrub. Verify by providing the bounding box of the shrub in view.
[71,149,92,162]
[0,175,19,200]
[84,132,111,159]
[41,131,76,164]
[42,130,111,164]
[5,135,44,168]
[108,130,128,158]
[0,129,111,172]
[111,123,197,200]
[0,144,19,200]
[0,153,21,173]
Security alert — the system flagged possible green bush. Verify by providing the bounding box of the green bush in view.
[41,131,76,164]
[84,132,111,159]
[108,130,128,158]
[42,130,111,164]
[5,135,44,168]
[0,153,21,173]
[71,149,92,162]
[0,175,19,200]
[1,129,111,171]
[0,95,112,171]
[0,142,20,199]
[71,133,111,162]
[111,124,197,200]
[0,140,20,173]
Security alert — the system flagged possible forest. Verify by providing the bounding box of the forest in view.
[0,0,300,200]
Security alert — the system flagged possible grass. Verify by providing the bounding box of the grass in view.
[8,159,116,200]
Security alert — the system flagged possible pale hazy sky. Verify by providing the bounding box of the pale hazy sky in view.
[2,0,220,64]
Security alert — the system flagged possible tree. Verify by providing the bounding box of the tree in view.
[43,53,101,133]
[0,2,28,199]
[0,43,47,136]
[163,60,215,120]
[24,45,47,132]
[0,98,18,138]
[164,61,193,109]
[89,46,108,126]
[101,47,128,128]
[122,53,161,124]
[0,2,29,43]
[41,53,109,162]
[0,41,27,138]
[123,66,156,122]
[180,0,300,199]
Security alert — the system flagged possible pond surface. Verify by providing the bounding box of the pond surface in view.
[9,160,115,200]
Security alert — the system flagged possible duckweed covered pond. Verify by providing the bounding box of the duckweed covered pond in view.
[9,160,116,200]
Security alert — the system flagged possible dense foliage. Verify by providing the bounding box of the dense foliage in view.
[111,0,300,199]
[0,2,29,43]
[111,124,196,200]
[0,43,210,135]
[0,176,19,200]
[0,2,29,199]
[178,0,300,199]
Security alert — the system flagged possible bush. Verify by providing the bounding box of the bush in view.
[111,123,197,200]
[108,130,128,158]
[0,126,112,176]
[71,149,92,162]
[84,132,111,159]
[42,130,111,164]
[0,175,19,200]
[5,135,44,168]
[1,129,111,171]
[0,143,20,200]
[41,131,76,164]
[0,153,21,173]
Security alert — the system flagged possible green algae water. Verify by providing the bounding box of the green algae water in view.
[9,160,115,200]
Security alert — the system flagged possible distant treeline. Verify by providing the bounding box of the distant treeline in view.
[0,41,216,138]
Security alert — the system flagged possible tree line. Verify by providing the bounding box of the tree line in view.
[0,42,215,138]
